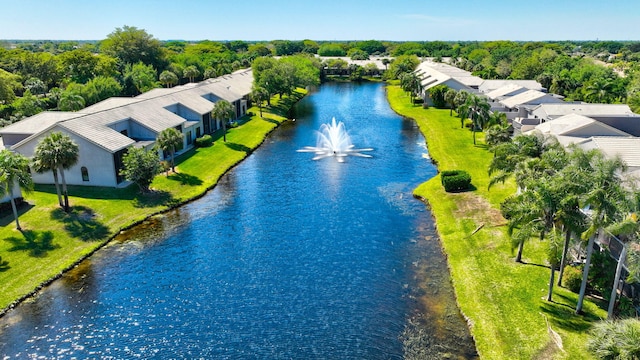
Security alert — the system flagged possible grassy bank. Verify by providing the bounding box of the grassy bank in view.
[387,85,606,359]
[0,89,306,314]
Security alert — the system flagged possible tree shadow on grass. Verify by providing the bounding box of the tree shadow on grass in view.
[520,260,551,269]
[0,258,9,271]
[167,172,203,186]
[51,206,110,241]
[225,142,252,154]
[261,117,280,125]
[4,229,58,257]
[540,292,604,333]
[0,202,35,227]
[133,189,179,208]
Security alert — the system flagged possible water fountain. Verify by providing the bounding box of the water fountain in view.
[297,117,373,162]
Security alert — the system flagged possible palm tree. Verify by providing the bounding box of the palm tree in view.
[399,72,422,102]
[484,123,511,150]
[454,90,470,128]
[0,150,33,230]
[159,70,178,88]
[203,67,217,79]
[32,132,79,212]
[584,79,614,103]
[156,128,183,174]
[250,85,269,117]
[458,94,491,145]
[58,92,85,111]
[212,100,235,142]
[32,154,62,208]
[488,134,545,189]
[183,66,200,83]
[575,150,629,314]
[444,88,457,116]
[499,144,571,263]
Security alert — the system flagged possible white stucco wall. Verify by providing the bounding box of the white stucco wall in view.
[14,128,120,187]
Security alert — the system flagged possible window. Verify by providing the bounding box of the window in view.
[81,166,89,182]
[187,130,193,145]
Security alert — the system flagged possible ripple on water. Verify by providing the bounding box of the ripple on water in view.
[0,82,475,359]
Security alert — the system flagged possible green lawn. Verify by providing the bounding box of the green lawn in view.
[0,89,305,313]
[387,85,606,359]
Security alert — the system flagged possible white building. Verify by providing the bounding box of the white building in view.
[0,69,254,188]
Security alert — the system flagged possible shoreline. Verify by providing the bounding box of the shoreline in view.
[0,90,306,318]
[386,83,605,359]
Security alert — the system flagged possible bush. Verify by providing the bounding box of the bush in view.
[441,170,472,192]
[195,134,213,147]
[562,265,583,293]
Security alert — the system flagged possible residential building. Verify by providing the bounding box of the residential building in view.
[0,69,254,188]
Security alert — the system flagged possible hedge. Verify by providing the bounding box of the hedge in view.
[441,170,472,192]
[195,134,213,147]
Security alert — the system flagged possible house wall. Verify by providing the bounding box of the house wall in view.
[3,133,31,147]
[110,119,156,140]
[423,79,470,105]
[15,129,119,187]
[593,116,640,137]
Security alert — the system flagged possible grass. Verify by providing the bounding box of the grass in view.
[0,89,306,313]
[387,84,607,359]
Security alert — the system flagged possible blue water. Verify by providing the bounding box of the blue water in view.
[0,82,476,359]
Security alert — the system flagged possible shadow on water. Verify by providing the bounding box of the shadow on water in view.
[50,206,110,241]
[4,229,58,257]
[402,233,479,359]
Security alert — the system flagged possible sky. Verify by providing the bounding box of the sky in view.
[1,0,639,42]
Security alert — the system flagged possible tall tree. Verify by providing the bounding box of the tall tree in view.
[32,132,79,212]
[58,91,85,111]
[159,70,178,88]
[454,90,470,127]
[212,100,235,142]
[0,150,33,230]
[458,94,491,144]
[575,150,629,314]
[444,88,457,116]
[100,25,165,70]
[121,147,160,193]
[183,65,200,83]
[123,62,159,95]
[250,85,269,117]
[156,128,183,173]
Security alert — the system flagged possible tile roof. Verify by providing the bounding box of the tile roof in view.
[0,111,81,134]
[485,84,525,100]
[479,79,544,93]
[533,103,635,119]
[500,89,560,109]
[5,69,254,154]
[581,137,640,168]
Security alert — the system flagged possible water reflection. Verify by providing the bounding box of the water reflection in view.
[0,82,476,359]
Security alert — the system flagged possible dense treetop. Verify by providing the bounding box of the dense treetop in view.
[2,26,640,126]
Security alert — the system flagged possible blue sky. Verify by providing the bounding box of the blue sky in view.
[1,0,639,41]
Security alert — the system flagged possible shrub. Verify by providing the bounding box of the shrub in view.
[195,134,213,147]
[562,265,583,293]
[441,170,472,192]
[588,319,640,359]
